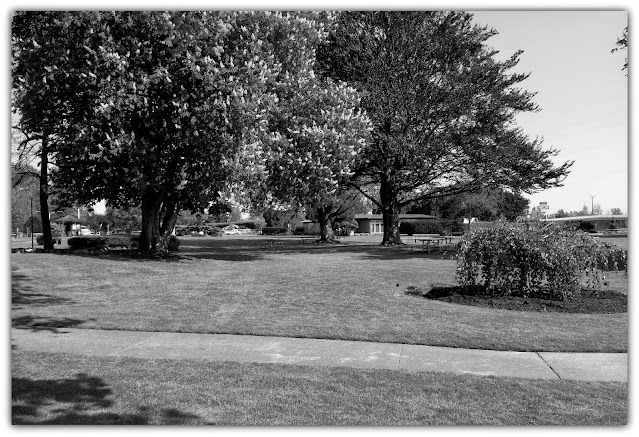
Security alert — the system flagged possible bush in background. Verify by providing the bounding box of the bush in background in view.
[399,220,443,235]
[167,235,180,251]
[67,235,139,251]
[455,221,627,300]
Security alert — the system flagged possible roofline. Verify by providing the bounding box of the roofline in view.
[543,215,628,222]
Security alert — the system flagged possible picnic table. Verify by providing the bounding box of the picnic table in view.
[259,239,285,249]
[411,236,454,253]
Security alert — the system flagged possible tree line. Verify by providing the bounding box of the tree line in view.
[12,11,571,251]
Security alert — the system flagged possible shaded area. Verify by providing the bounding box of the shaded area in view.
[12,315,87,332]
[12,373,204,425]
[12,270,76,309]
[12,267,86,333]
[406,285,627,314]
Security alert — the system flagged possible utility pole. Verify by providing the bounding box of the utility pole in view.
[590,194,595,215]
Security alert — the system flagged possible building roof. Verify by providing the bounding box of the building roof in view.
[543,215,627,222]
[354,214,437,220]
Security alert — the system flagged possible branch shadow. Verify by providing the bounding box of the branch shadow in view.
[12,373,205,425]
[12,267,88,333]
[12,269,77,309]
[176,236,457,262]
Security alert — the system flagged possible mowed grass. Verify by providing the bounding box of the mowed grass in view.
[12,350,627,425]
[11,235,628,352]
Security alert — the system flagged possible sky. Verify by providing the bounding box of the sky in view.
[470,10,628,215]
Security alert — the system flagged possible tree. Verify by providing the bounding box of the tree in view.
[611,26,628,73]
[12,11,340,252]
[555,209,569,218]
[256,74,371,242]
[410,188,529,221]
[610,207,623,215]
[316,11,572,245]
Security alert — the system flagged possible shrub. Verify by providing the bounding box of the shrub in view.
[399,220,443,235]
[333,218,359,236]
[167,235,180,251]
[67,235,139,251]
[455,221,626,300]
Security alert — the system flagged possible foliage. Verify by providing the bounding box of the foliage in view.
[166,235,180,251]
[455,221,627,300]
[611,26,628,73]
[332,218,359,236]
[316,11,572,244]
[610,207,623,215]
[12,11,346,252]
[399,220,443,236]
[67,235,139,251]
[174,225,224,237]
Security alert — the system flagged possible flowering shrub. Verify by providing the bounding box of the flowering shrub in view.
[455,221,626,300]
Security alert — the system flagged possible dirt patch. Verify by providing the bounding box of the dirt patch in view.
[405,285,627,314]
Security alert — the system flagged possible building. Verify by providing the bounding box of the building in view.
[542,215,628,233]
[353,214,437,234]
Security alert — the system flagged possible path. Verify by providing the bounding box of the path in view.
[11,328,627,382]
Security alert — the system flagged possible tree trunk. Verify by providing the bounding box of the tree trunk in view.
[380,173,402,245]
[139,186,163,252]
[317,206,336,243]
[39,134,54,250]
[159,199,179,249]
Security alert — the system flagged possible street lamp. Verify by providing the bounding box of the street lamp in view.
[30,197,34,249]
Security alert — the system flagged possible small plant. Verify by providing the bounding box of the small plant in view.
[455,220,626,300]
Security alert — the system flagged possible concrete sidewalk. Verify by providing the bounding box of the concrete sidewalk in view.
[11,328,627,382]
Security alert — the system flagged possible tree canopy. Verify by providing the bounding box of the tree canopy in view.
[12,11,365,250]
[316,11,572,244]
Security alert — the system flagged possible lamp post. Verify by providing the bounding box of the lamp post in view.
[30,197,34,249]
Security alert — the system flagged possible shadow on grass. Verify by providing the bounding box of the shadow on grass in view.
[12,269,77,309]
[177,237,457,262]
[12,315,87,332]
[12,374,204,425]
[12,267,86,332]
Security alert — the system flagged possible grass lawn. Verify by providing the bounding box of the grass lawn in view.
[12,350,627,425]
[11,235,627,352]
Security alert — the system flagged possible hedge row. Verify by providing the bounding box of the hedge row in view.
[67,235,140,251]
[399,220,444,235]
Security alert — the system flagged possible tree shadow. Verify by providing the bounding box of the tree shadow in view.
[12,373,205,425]
[175,236,458,262]
[12,315,87,332]
[12,270,77,309]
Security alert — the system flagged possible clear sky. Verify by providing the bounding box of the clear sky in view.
[470,10,628,215]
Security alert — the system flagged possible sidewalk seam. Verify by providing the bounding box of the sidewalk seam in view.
[397,344,404,370]
[536,352,562,380]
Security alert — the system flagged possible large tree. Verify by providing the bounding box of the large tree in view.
[257,75,371,242]
[316,11,572,245]
[12,11,342,251]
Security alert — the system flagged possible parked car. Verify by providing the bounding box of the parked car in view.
[79,226,92,235]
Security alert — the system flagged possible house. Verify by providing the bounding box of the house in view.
[353,214,437,234]
[542,214,628,233]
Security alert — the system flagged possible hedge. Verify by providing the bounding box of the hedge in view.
[399,220,444,236]
[67,235,139,251]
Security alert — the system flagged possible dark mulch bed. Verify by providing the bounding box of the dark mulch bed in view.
[405,285,627,314]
